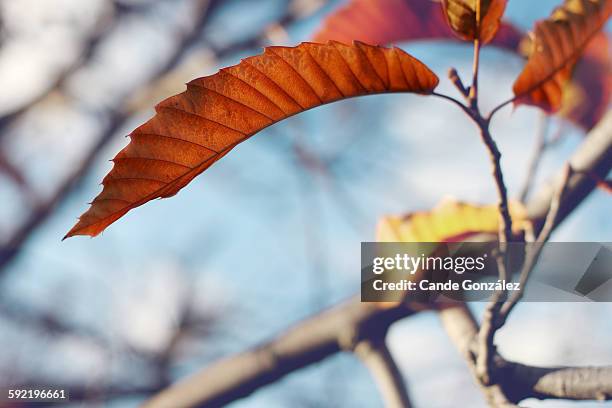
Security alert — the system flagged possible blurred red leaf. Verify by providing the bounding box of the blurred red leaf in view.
[560,33,611,130]
[312,0,522,51]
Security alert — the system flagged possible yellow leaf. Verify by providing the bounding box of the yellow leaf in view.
[377,198,530,243]
[372,198,529,309]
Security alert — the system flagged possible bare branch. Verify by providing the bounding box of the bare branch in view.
[477,101,612,383]
[353,339,413,408]
[448,68,469,99]
[439,111,612,405]
[497,360,612,402]
[500,164,573,319]
[438,304,517,407]
[142,297,417,408]
[527,110,612,231]
[475,289,504,385]
[471,97,514,387]
[438,304,612,404]
[477,124,514,246]
[469,38,482,109]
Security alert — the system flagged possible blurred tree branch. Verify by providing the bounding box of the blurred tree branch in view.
[527,111,612,232]
[0,2,121,132]
[0,0,218,271]
[518,114,567,203]
[439,304,612,404]
[353,338,413,408]
[142,297,418,408]
[0,149,33,199]
[0,281,219,404]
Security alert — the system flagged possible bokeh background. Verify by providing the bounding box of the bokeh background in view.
[0,0,610,407]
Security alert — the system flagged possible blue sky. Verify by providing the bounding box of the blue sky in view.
[0,0,610,407]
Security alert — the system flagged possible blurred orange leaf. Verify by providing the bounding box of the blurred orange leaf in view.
[513,0,612,113]
[377,198,530,242]
[312,0,521,50]
[65,41,439,238]
[442,0,508,43]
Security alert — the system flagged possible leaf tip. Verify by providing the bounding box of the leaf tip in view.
[63,226,84,241]
[63,223,83,240]
[63,223,101,240]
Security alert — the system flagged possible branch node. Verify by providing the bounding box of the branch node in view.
[448,67,470,98]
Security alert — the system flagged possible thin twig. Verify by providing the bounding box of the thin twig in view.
[448,68,470,99]
[469,0,482,109]
[519,113,550,202]
[431,92,474,119]
[465,34,514,386]
[478,125,514,245]
[469,40,481,109]
[500,164,573,319]
[487,96,517,122]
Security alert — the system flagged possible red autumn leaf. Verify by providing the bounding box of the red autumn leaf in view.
[65,41,439,238]
[312,0,522,51]
[512,0,612,113]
